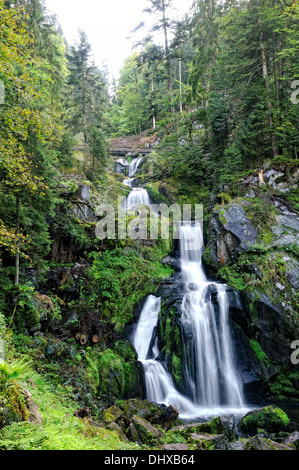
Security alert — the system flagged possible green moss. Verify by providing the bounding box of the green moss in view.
[250,340,271,367]
[239,406,290,436]
[269,372,299,401]
[83,245,173,329]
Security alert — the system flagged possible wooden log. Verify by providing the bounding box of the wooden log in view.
[80,335,87,346]
[92,335,99,344]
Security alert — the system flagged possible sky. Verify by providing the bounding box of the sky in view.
[45,0,194,80]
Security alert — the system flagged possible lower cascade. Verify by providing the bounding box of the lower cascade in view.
[132,223,249,420]
[127,188,151,211]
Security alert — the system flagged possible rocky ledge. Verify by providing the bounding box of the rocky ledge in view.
[101,401,299,450]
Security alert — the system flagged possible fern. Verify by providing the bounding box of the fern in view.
[0,357,31,390]
[0,422,46,450]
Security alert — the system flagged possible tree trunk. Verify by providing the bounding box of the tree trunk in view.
[162,0,173,107]
[179,58,183,114]
[15,194,20,286]
[151,77,156,129]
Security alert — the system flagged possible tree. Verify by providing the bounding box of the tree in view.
[116,53,149,135]
[0,0,70,283]
[67,30,108,157]
[189,0,220,104]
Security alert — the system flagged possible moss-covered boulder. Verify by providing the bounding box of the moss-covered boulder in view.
[210,414,236,442]
[242,435,292,451]
[96,342,144,403]
[238,405,290,436]
[0,386,42,429]
[103,406,123,424]
[121,398,178,429]
[127,415,163,445]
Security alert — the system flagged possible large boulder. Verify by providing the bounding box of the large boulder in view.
[127,415,163,445]
[96,343,145,405]
[0,386,43,430]
[238,405,290,436]
[207,204,258,266]
[121,398,179,429]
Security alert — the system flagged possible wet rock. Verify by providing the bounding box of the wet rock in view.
[210,414,236,442]
[283,431,299,449]
[190,433,230,450]
[161,256,181,271]
[122,398,178,429]
[208,204,258,266]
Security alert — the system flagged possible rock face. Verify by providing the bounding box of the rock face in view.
[202,190,299,402]
[208,204,258,266]
[96,343,145,406]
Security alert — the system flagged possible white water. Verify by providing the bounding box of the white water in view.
[180,223,244,408]
[133,223,250,420]
[133,296,199,418]
[129,157,144,177]
[127,188,151,211]
[123,178,134,187]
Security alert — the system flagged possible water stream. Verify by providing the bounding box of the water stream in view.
[121,154,249,420]
[132,223,250,420]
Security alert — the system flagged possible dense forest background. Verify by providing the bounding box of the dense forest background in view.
[0,0,298,451]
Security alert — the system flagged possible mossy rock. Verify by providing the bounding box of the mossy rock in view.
[103,406,123,424]
[238,405,290,436]
[243,435,292,451]
[127,415,163,445]
[190,433,230,450]
[96,349,144,401]
[210,414,236,442]
[122,398,162,421]
[0,386,41,430]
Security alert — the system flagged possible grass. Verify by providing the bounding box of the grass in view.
[0,368,141,451]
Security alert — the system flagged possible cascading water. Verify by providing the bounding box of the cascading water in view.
[129,157,144,177]
[133,222,249,420]
[127,188,151,211]
[180,223,245,409]
[133,296,199,417]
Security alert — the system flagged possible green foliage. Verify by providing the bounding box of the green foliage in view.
[250,340,271,368]
[0,358,31,391]
[81,245,173,328]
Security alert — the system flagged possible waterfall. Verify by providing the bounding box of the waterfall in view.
[127,188,151,210]
[123,178,134,187]
[133,222,248,420]
[180,224,245,408]
[133,296,199,417]
[129,157,144,177]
